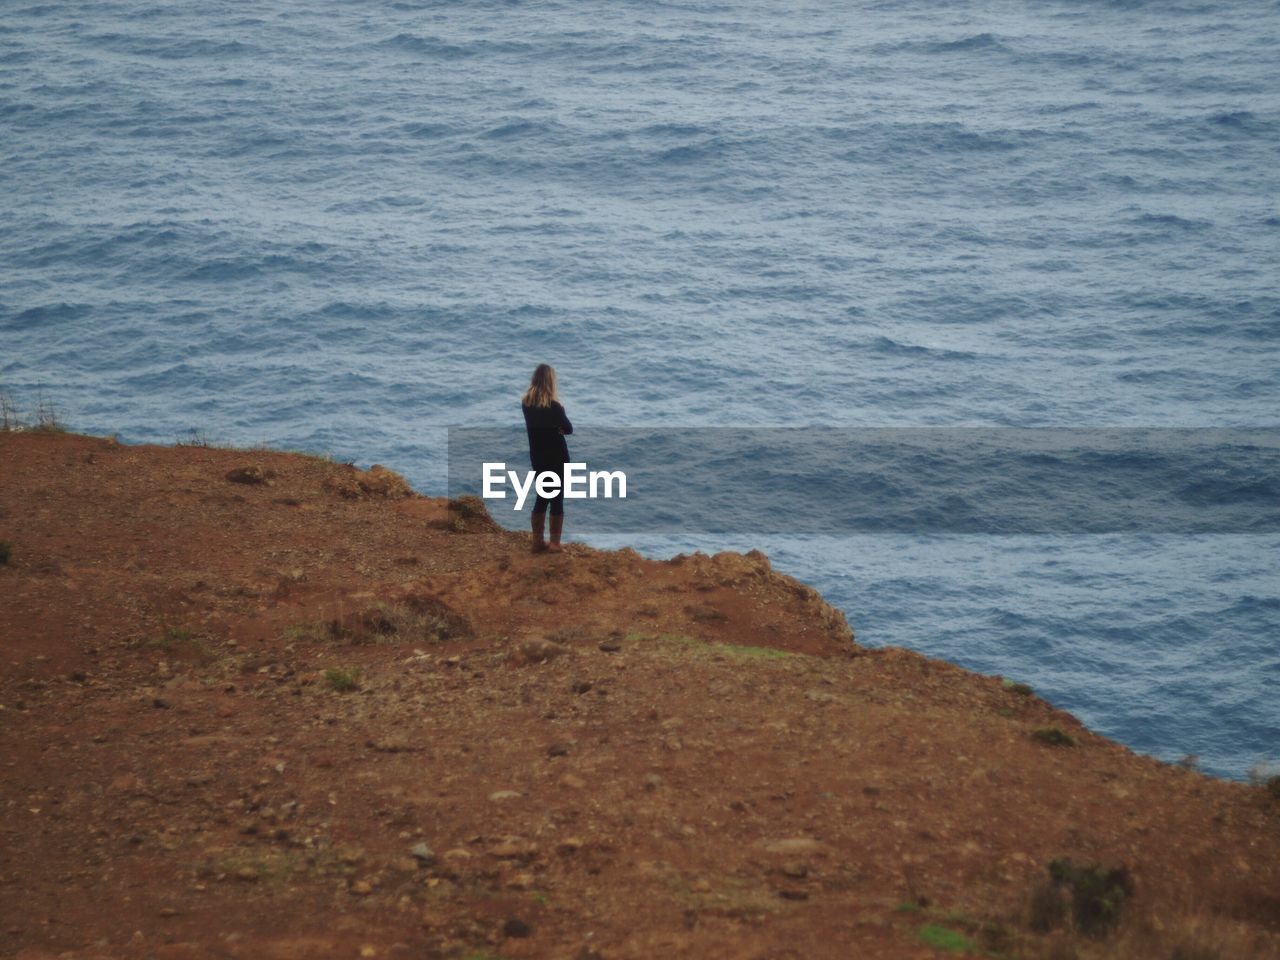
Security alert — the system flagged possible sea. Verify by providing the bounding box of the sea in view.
[2,0,1277,780]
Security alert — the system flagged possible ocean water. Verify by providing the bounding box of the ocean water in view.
[2,0,1278,778]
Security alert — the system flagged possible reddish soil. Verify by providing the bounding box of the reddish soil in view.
[1,431,1277,960]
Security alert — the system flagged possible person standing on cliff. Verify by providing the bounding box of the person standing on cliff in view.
[521,363,573,553]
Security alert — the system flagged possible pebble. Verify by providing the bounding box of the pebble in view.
[409,842,435,864]
[763,838,824,856]
[490,837,537,859]
[560,774,587,790]
[547,742,571,757]
[489,790,521,802]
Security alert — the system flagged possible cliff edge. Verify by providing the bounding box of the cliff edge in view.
[0,432,1276,959]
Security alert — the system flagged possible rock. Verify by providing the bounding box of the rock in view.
[350,879,374,896]
[547,742,571,757]
[780,862,808,879]
[763,838,824,856]
[557,837,584,855]
[598,638,622,652]
[502,918,532,939]
[226,466,272,485]
[489,837,537,859]
[409,842,435,864]
[235,866,258,882]
[511,637,566,666]
[571,680,593,695]
[560,774,587,790]
[489,790,522,802]
[643,773,664,792]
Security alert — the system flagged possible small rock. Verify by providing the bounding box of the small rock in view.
[158,907,178,918]
[512,637,566,666]
[780,862,808,879]
[643,773,664,791]
[598,639,622,652]
[547,742,570,758]
[571,680,593,695]
[490,837,537,859]
[226,466,270,485]
[560,774,587,790]
[235,866,258,882]
[409,842,435,864]
[489,790,521,802]
[350,879,374,896]
[778,888,809,901]
[152,698,170,710]
[763,838,824,856]
[503,918,532,939]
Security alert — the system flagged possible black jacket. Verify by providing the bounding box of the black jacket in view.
[522,401,573,470]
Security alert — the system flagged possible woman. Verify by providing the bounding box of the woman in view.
[521,363,573,553]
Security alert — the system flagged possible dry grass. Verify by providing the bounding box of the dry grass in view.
[0,385,65,432]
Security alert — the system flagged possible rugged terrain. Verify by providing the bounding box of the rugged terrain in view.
[1,431,1277,960]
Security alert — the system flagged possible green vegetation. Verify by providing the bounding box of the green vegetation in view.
[1031,726,1076,747]
[135,627,219,663]
[1029,858,1132,938]
[916,923,977,953]
[0,540,11,565]
[323,667,362,692]
[1001,677,1034,696]
[284,621,334,643]
[153,627,195,646]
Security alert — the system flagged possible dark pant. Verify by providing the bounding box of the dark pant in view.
[531,465,564,517]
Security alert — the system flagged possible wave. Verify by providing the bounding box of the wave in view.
[866,336,979,361]
[82,32,258,59]
[377,32,533,58]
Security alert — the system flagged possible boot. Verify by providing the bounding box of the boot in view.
[530,511,548,553]
[548,514,564,553]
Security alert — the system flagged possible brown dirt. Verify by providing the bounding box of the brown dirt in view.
[0,431,1276,960]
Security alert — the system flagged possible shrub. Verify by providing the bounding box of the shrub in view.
[0,541,10,565]
[1044,858,1131,938]
[323,667,361,692]
[916,923,976,953]
[1031,727,1077,747]
[1001,677,1034,696]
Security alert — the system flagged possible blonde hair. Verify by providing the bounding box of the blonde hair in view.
[522,363,559,407]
